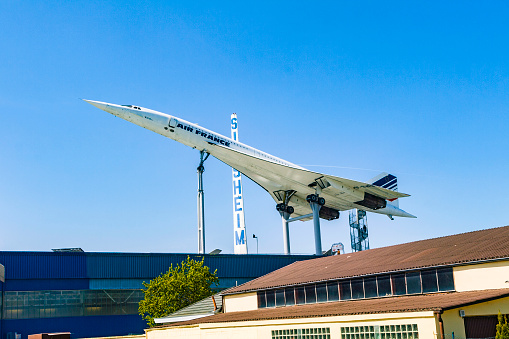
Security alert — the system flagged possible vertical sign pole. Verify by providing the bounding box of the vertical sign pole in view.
[231,113,248,254]
[197,150,209,254]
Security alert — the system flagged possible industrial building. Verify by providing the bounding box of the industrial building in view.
[0,251,315,338]
[148,225,509,339]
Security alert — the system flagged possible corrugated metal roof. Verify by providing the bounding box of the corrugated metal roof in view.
[0,251,314,283]
[86,253,315,279]
[155,293,223,324]
[159,288,509,327]
[0,252,87,279]
[226,225,509,294]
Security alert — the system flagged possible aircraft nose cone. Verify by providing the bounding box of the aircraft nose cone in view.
[83,99,109,111]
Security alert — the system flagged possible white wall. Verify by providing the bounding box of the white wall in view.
[454,261,509,292]
[223,292,258,312]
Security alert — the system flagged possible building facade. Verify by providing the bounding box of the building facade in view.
[0,252,315,338]
[148,226,509,339]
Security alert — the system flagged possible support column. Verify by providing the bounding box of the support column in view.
[279,211,291,255]
[275,191,295,255]
[197,150,209,254]
[309,201,322,255]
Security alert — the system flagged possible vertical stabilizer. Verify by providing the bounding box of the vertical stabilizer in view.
[369,172,399,207]
[231,113,248,254]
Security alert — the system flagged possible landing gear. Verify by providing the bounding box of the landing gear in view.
[306,194,325,206]
[276,203,294,214]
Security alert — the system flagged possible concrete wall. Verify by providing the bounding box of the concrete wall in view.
[454,261,509,292]
[223,292,257,313]
[147,311,438,339]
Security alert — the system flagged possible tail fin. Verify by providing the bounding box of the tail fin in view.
[368,172,399,207]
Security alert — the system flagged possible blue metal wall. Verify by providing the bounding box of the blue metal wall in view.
[86,253,316,281]
[0,252,86,280]
[2,314,146,338]
[3,279,88,292]
[0,252,316,338]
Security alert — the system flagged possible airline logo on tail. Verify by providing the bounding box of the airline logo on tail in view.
[370,173,399,205]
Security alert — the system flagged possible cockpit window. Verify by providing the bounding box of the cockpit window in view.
[121,105,142,110]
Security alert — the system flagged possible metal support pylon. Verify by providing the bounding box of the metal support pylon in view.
[309,201,322,255]
[276,190,296,255]
[280,211,291,255]
[306,189,325,256]
[197,150,210,254]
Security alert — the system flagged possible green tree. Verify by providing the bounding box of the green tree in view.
[496,311,509,339]
[138,256,219,327]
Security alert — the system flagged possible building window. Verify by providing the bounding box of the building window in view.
[257,267,454,309]
[295,286,305,305]
[380,324,419,339]
[3,289,143,319]
[316,283,328,303]
[377,275,392,297]
[305,285,317,304]
[327,281,339,301]
[341,325,377,339]
[421,269,438,293]
[266,290,276,307]
[351,279,364,299]
[437,267,454,291]
[391,273,406,296]
[275,289,285,307]
[272,327,330,339]
[285,287,295,306]
[340,280,352,300]
[406,272,422,294]
[341,324,418,339]
[364,277,377,298]
[258,290,267,308]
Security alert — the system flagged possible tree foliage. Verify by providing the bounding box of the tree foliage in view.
[138,256,219,327]
[497,312,509,339]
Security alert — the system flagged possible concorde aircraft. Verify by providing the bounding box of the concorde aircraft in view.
[84,100,415,253]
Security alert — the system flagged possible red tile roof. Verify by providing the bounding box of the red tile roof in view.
[225,225,509,294]
[158,289,509,327]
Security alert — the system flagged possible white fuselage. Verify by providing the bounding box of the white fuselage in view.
[103,102,302,170]
[85,100,415,219]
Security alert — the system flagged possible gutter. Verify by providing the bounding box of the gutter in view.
[434,311,445,339]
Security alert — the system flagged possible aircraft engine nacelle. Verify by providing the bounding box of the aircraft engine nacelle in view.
[355,192,387,210]
[319,206,340,220]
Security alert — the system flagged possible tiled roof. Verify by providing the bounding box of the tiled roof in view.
[224,225,509,294]
[158,288,509,328]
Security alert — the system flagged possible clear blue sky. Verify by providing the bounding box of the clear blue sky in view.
[1,1,508,254]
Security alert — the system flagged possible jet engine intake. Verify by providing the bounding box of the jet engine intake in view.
[355,192,387,210]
